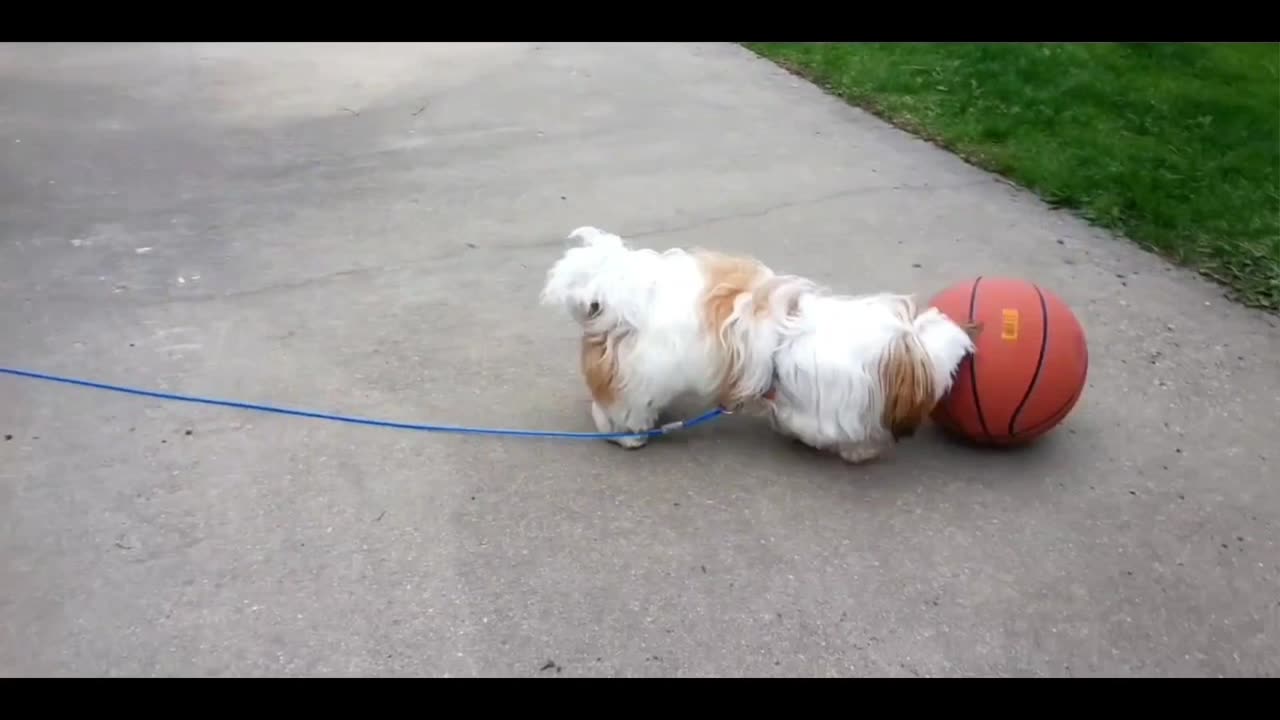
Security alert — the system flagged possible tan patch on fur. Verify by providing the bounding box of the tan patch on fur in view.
[879,300,938,440]
[694,251,772,408]
[580,333,619,407]
[880,336,937,439]
[695,251,771,335]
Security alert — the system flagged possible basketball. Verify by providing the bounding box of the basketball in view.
[927,277,1088,446]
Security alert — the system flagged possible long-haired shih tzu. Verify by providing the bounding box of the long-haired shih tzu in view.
[540,226,978,462]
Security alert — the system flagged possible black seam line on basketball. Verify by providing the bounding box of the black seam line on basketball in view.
[1008,283,1050,438]
[1017,382,1082,437]
[967,276,992,442]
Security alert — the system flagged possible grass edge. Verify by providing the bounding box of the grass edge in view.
[741,44,1280,314]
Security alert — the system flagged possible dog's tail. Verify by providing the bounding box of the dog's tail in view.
[711,269,816,409]
[540,226,643,334]
[878,296,978,439]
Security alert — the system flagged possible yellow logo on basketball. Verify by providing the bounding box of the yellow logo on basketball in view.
[1001,308,1019,341]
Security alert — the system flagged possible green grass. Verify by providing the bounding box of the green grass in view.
[744,43,1280,311]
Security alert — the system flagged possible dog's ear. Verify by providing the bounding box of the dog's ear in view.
[880,334,937,441]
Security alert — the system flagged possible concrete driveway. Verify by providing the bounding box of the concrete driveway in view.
[1,42,1276,677]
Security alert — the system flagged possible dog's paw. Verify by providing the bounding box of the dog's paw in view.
[592,402,651,449]
[610,434,649,450]
[837,443,883,464]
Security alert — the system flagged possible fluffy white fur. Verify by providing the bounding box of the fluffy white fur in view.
[540,225,978,461]
[763,290,977,463]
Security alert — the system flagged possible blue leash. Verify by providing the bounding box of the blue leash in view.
[0,366,727,440]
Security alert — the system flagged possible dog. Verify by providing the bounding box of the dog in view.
[762,289,979,463]
[540,226,978,462]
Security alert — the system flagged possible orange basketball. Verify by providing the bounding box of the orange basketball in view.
[927,277,1088,446]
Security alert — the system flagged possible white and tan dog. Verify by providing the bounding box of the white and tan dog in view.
[540,226,977,462]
